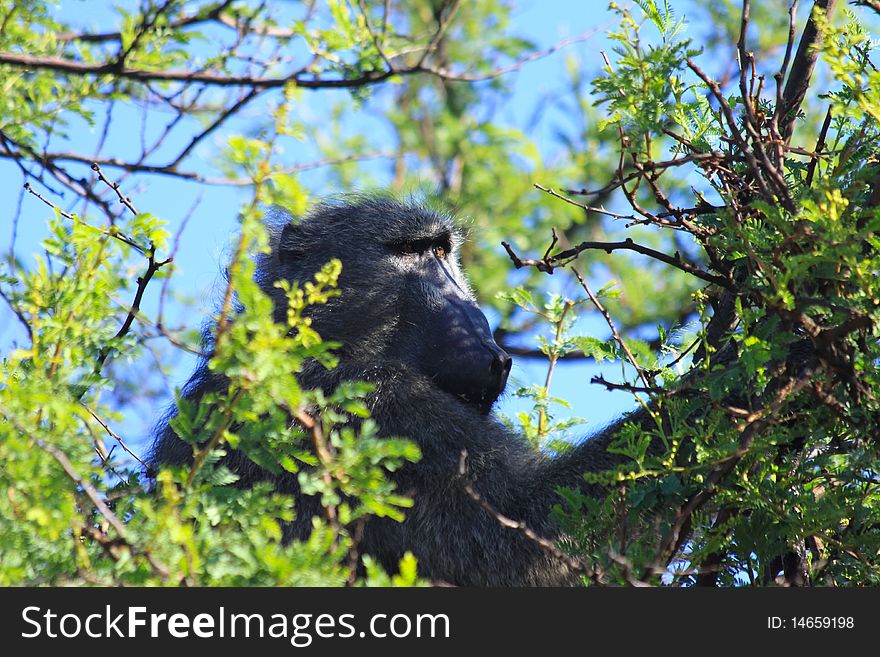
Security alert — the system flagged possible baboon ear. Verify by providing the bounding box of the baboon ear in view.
[278,222,304,262]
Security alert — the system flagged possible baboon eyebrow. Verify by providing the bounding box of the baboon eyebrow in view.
[385,229,454,252]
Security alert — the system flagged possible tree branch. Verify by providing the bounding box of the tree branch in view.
[645,371,815,577]
[778,0,838,143]
[502,235,733,289]
[0,33,600,90]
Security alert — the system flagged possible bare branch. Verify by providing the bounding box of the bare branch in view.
[92,163,139,216]
[778,0,839,143]
[571,268,654,391]
[55,1,237,42]
[854,0,880,15]
[82,404,150,472]
[93,248,171,373]
[0,285,34,344]
[166,88,260,170]
[293,406,342,543]
[88,165,172,374]
[805,105,833,187]
[22,181,146,253]
[502,233,733,289]
[0,51,404,89]
[0,143,398,186]
[1,130,117,220]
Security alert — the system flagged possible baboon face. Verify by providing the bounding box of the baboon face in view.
[276,199,512,413]
[384,222,512,413]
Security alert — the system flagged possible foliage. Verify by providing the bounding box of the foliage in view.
[543,0,880,586]
[1,0,879,586]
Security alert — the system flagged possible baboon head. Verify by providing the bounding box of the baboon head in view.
[265,197,512,413]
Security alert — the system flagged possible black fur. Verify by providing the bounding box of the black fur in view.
[150,197,624,586]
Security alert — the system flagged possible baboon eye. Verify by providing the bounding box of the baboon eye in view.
[432,244,447,259]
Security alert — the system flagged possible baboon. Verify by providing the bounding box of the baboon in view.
[151,196,627,586]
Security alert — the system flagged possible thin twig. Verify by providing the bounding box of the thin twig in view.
[23,181,147,254]
[571,267,654,391]
[502,233,732,289]
[82,404,150,471]
[92,163,139,216]
[293,406,342,540]
[805,106,832,187]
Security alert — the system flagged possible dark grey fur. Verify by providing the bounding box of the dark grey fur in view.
[151,197,625,586]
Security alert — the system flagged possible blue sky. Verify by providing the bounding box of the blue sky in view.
[1,1,709,454]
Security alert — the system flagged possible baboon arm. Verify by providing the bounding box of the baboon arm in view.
[540,410,651,498]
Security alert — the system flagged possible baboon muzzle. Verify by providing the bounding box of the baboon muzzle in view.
[426,294,512,413]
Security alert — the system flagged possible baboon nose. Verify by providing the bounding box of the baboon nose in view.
[470,346,511,414]
[489,347,512,388]
[490,349,512,377]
